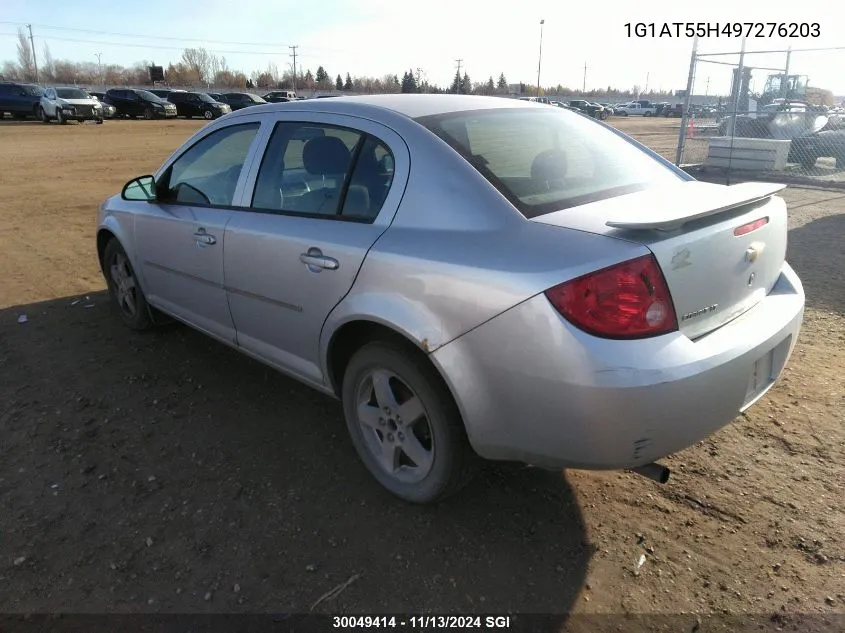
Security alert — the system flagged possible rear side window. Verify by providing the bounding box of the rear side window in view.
[251,122,395,221]
[416,108,684,218]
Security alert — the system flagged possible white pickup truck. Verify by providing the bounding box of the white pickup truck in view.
[616,101,658,117]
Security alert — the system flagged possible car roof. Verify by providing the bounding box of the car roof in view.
[232,94,538,120]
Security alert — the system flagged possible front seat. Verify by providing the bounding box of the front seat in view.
[295,136,353,214]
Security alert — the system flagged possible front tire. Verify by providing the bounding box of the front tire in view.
[144,108,154,120]
[103,239,152,331]
[341,342,478,504]
[203,110,214,119]
[39,107,50,123]
[57,110,67,125]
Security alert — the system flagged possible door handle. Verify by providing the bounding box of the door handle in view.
[193,229,217,246]
[300,251,339,271]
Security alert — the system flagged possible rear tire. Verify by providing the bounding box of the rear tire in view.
[102,239,153,331]
[341,342,479,504]
[203,110,214,119]
[144,108,154,120]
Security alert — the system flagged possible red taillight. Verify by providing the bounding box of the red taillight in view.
[734,216,769,236]
[545,254,678,339]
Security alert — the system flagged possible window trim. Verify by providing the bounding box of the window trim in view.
[246,120,392,224]
[155,121,263,210]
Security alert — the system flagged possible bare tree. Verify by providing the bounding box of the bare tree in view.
[41,43,55,81]
[16,28,35,80]
[181,48,212,84]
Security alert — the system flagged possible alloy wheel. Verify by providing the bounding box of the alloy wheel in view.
[109,251,138,319]
[355,369,435,484]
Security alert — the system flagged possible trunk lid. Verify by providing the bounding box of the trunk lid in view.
[531,180,788,339]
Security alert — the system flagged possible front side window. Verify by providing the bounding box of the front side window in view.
[416,108,683,218]
[160,123,260,207]
[252,122,395,220]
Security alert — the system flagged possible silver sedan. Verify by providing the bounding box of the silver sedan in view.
[97,95,804,503]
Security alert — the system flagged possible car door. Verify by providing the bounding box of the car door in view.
[132,118,265,343]
[223,114,409,385]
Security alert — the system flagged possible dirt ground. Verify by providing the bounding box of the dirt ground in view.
[0,116,843,630]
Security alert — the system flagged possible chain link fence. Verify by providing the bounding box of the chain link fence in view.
[677,47,845,187]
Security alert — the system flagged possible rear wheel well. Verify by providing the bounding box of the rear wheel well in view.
[327,321,430,397]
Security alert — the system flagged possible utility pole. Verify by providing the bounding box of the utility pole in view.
[644,71,649,95]
[95,52,103,86]
[455,59,462,93]
[675,36,698,165]
[536,19,544,98]
[583,62,587,93]
[26,24,39,83]
[289,45,299,93]
[705,76,710,96]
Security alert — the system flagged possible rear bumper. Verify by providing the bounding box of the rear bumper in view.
[431,263,804,470]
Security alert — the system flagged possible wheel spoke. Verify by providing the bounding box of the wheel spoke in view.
[371,371,399,411]
[123,288,136,314]
[357,402,382,430]
[397,395,425,427]
[123,276,136,292]
[401,432,433,470]
[380,440,400,473]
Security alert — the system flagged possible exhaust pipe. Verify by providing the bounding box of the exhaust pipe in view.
[630,462,670,484]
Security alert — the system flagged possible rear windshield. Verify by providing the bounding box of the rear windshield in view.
[416,108,684,218]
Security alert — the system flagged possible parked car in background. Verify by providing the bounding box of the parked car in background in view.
[207,93,227,103]
[104,89,178,119]
[567,100,605,119]
[263,91,297,103]
[39,86,104,124]
[616,101,658,116]
[222,92,267,110]
[88,93,118,119]
[599,103,616,115]
[550,101,578,111]
[167,91,232,119]
[98,94,803,504]
[0,81,45,120]
[664,103,686,117]
[149,89,186,99]
[788,129,845,168]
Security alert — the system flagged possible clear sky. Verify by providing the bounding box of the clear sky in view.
[2,0,843,95]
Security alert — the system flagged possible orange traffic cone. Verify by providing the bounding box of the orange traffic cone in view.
[686,115,695,139]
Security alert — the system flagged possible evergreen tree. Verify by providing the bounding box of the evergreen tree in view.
[497,73,507,90]
[344,72,353,90]
[460,72,471,94]
[336,74,343,90]
[315,66,328,83]
[450,70,461,93]
[486,76,495,94]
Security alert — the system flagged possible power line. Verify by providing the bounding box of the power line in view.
[0,32,294,57]
[0,20,293,48]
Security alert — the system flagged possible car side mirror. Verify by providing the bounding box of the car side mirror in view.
[122,175,157,202]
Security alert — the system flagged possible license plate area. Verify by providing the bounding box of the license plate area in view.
[741,334,792,410]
